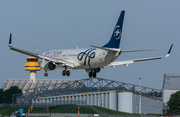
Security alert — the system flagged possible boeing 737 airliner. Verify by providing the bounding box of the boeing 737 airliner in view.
[8,11,173,78]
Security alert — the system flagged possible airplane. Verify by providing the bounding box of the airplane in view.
[8,11,173,78]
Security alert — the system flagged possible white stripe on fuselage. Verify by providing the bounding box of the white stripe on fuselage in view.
[40,48,119,69]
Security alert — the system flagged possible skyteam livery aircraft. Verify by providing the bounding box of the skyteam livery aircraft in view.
[8,11,173,78]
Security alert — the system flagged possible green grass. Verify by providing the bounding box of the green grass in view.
[0,106,159,116]
[49,107,96,114]
[94,106,138,115]
[93,106,159,116]
[0,107,96,115]
[0,107,28,116]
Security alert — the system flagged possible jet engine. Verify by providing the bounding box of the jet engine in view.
[40,61,56,71]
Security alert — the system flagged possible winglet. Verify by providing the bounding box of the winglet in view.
[9,33,12,47]
[165,44,173,57]
[168,44,173,54]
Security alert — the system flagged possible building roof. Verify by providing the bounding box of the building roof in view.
[163,74,180,90]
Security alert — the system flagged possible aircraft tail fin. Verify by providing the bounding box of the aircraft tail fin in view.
[103,11,125,48]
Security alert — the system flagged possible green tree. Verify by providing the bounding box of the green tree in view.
[167,90,180,114]
[0,89,4,104]
[3,86,22,103]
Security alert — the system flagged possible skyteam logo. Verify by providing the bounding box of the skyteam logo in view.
[77,48,96,68]
[114,25,121,40]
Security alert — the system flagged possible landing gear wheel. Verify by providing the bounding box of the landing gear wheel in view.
[66,70,70,76]
[44,72,48,76]
[62,70,66,76]
[89,72,92,78]
[93,72,96,78]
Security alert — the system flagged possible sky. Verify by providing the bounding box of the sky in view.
[0,1,180,89]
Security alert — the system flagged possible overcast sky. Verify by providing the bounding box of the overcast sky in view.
[0,1,180,89]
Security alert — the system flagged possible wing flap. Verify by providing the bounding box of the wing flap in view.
[38,55,75,68]
[109,60,134,67]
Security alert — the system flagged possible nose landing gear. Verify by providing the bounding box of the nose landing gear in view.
[44,71,48,76]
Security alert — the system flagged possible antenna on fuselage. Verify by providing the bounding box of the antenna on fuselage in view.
[36,47,38,54]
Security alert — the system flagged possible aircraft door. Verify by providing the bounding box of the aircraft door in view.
[99,50,105,61]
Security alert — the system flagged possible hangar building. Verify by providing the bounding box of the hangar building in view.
[2,77,162,114]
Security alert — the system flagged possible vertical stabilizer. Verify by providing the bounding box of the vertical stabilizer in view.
[103,11,125,48]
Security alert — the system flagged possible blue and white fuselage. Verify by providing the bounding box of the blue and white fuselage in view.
[40,48,120,70]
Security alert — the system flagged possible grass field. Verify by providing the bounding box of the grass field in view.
[0,107,97,116]
[93,106,159,116]
[94,106,132,115]
[94,106,141,116]
[0,106,159,116]
[0,107,27,116]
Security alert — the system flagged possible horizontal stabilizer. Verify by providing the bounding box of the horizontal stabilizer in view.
[90,45,120,52]
[121,49,155,53]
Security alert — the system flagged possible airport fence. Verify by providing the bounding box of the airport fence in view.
[0,104,87,108]
[95,114,159,117]
[26,113,92,117]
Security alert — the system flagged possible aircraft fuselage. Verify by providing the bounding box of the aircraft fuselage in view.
[39,48,120,70]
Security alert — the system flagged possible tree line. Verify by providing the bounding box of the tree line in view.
[0,86,22,104]
[167,90,180,114]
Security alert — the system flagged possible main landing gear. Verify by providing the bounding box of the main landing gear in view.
[62,66,70,76]
[86,68,100,78]
[44,70,70,77]
[62,70,70,76]
[89,72,96,78]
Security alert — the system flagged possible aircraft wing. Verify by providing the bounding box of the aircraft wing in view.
[8,34,75,68]
[109,44,173,68]
[38,55,75,68]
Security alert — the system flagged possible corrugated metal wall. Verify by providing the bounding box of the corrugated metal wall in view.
[32,91,162,114]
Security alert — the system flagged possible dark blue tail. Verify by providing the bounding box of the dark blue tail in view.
[103,11,125,48]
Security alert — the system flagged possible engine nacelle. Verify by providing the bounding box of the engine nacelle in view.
[85,68,101,73]
[40,61,56,71]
